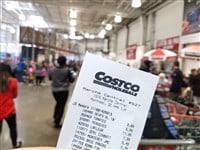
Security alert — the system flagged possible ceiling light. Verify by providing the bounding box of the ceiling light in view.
[102,21,105,25]
[70,10,77,18]
[69,30,75,38]
[70,19,77,26]
[0,43,7,46]
[70,30,75,36]
[76,36,83,40]
[98,29,106,38]
[114,15,122,23]
[19,14,26,21]
[89,34,95,39]
[100,29,106,35]
[69,34,76,39]
[131,0,141,8]
[63,34,68,39]
[84,33,90,38]
[9,27,16,34]
[1,24,7,30]
[70,26,76,32]
[5,1,19,11]
[26,15,48,28]
[105,24,112,30]
[98,33,105,38]
[24,44,32,47]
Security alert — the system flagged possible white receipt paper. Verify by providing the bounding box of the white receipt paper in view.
[57,52,159,150]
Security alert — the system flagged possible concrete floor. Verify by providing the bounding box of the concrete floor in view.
[0,82,73,150]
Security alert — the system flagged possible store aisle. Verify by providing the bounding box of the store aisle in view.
[0,83,73,150]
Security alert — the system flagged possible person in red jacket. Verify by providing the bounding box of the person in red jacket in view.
[0,63,22,149]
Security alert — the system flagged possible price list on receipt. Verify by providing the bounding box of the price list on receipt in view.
[57,52,158,150]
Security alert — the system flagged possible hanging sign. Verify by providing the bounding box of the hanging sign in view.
[182,0,200,35]
[156,36,179,51]
[57,52,158,150]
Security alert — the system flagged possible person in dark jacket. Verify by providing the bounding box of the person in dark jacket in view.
[35,64,43,86]
[49,56,75,128]
[169,61,183,101]
[191,68,200,108]
[140,60,151,72]
[188,68,197,86]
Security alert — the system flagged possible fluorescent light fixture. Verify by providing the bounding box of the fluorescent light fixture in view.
[63,34,69,39]
[69,27,76,39]
[114,15,122,23]
[98,33,105,38]
[84,33,90,38]
[29,15,41,21]
[70,26,76,32]
[69,34,76,39]
[19,14,26,21]
[70,10,77,18]
[21,3,34,11]
[1,24,7,30]
[70,19,77,26]
[9,27,16,34]
[70,30,75,34]
[131,0,141,8]
[0,43,17,46]
[0,43,7,46]
[102,21,105,25]
[105,24,112,30]
[24,44,32,47]
[76,36,83,40]
[98,29,106,38]
[24,15,48,28]
[5,1,19,11]
[100,29,106,35]
[89,34,95,39]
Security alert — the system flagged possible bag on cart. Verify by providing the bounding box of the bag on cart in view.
[142,95,180,139]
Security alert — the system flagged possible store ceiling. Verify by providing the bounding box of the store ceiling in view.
[1,0,172,37]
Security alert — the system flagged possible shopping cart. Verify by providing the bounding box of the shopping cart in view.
[166,99,200,143]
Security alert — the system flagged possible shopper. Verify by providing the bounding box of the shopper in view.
[4,53,14,71]
[35,64,43,86]
[139,60,151,72]
[15,59,26,83]
[41,64,47,85]
[49,56,75,128]
[191,68,200,108]
[0,63,22,149]
[28,65,35,86]
[169,61,184,101]
[157,73,169,97]
[188,68,197,86]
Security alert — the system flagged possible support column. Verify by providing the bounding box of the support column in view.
[150,12,156,49]
[32,29,35,61]
[141,15,148,46]
[126,25,129,47]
